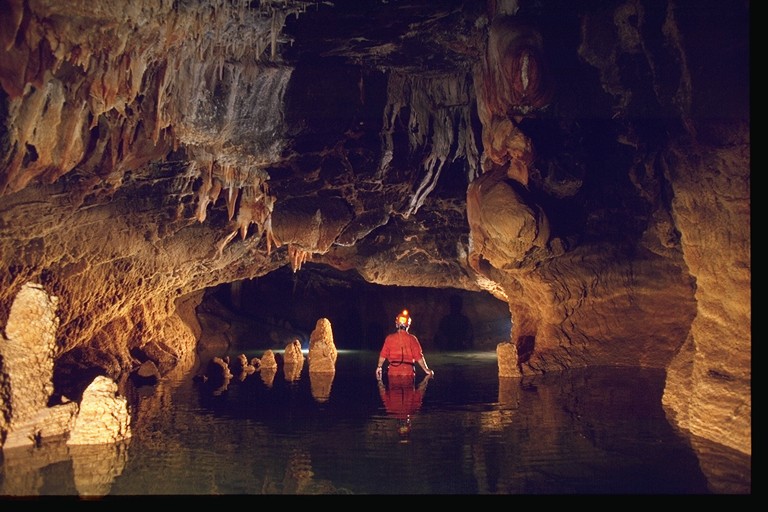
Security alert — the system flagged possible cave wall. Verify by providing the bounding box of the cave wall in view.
[0,0,750,457]
[661,121,751,458]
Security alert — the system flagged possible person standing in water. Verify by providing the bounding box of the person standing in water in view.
[375,309,433,442]
[375,309,435,380]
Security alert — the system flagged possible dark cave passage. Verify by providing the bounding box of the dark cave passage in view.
[200,263,512,353]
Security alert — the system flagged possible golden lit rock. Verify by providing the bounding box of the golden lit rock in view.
[260,349,278,369]
[310,371,334,403]
[283,339,305,382]
[1,282,78,449]
[67,376,131,446]
[308,318,338,374]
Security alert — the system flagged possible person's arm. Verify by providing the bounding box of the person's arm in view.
[417,357,434,377]
[375,355,386,380]
[412,336,434,377]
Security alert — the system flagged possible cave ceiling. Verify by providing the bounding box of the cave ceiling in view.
[170,0,614,288]
[258,0,493,288]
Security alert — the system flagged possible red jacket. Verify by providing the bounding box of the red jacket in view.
[379,329,424,377]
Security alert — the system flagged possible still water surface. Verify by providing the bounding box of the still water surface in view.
[0,350,751,496]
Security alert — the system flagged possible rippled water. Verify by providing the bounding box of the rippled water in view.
[0,351,751,496]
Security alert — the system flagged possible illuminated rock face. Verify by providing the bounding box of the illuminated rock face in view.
[308,318,338,374]
[0,282,77,449]
[0,0,750,457]
[67,376,131,446]
[0,283,129,450]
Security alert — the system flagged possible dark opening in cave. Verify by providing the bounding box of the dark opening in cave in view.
[199,263,512,354]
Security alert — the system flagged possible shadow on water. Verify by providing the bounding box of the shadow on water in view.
[0,351,751,496]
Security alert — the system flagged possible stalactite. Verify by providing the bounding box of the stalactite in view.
[377,73,406,178]
[379,72,480,217]
[235,181,274,241]
[271,11,278,60]
[152,62,171,144]
[0,1,310,198]
[192,154,277,256]
[288,244,311,273]
[0,0,312,272]
[215,230,239,258]
[264,216,279,255]
[193,159,212,223]
[2,78,92,193]
[226,186,239,221]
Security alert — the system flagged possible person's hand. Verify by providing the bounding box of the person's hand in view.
[426,368,434,378]
[375,367,383,380]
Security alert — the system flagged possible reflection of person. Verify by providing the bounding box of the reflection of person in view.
[378,373,432,441]
[435,295,474,350]
[378,374,432,419]
[375,309,435,380]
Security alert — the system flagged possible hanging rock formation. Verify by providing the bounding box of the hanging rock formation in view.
[0,0,750,463]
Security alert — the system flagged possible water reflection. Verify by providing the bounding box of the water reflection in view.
[378,374,432,443]
[284,363,303,383]
[261,368,277,388]
[309,370,335,402]
[0,351,751,496]
[0,439,129,497]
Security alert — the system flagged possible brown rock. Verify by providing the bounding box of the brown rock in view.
[260,350,278,370]
[308,318,337,374]
[132,360,161,386]
[67,376,132,446]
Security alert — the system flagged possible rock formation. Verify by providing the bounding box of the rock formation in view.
[308,318,338,374]
[283,338,305,382]
[231,352,257,381]
[284,339,305,366]
[260,349,278,370]
[67,376,131,445]
[0,282,130,450]
[0,0,750,463]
